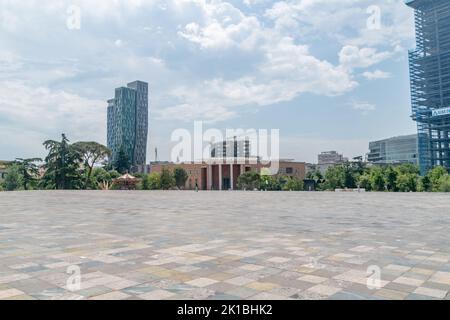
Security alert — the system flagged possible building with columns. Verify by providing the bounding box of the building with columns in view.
[150,159,306,191]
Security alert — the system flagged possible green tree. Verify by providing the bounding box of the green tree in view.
[73,142,111,189]
[384,166,398,192]
[324,165,345,190]
[41,134,83,190]
[114,146,131,174]
[418,175,431,192]
[426,166,448,192]
[160,168,175,190]
[283,177,304,191]
[260,175,281,191]
[237,171,260,190]
[3,164,23,191]
[396,173,418,192]
[14,158,42,190]
[173,167,189,189]
[142,173,161,190]
[370,167,385,191]
[357,172,372,191]
[438,175,450,192]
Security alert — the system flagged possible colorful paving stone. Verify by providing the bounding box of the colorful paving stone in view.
[0,191,450,300]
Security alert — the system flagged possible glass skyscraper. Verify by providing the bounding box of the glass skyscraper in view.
[407,0,450,174]
[107,81,149,168]
[367,134,418,165]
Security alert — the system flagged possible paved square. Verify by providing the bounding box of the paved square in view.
[0,191,450,300]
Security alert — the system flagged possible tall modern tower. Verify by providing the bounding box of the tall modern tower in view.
[107,81,149,169]
[407,0,450,174]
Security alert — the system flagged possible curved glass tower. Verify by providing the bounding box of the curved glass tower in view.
[107,81,149,170]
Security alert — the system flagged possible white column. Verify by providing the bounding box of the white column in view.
[219,164,223,191]
[230,164,234,191]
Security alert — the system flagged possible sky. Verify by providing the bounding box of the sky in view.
[0,0,418,163]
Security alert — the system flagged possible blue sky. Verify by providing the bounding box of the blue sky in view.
[0,0,417,163]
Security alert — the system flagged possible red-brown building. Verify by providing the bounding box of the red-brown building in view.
[150,159,306,191]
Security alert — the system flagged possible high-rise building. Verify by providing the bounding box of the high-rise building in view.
[211,138,251,159]
[317,151,347,174]
[367,134,418,165]
[407,0,450,173]
[107,81,149,169]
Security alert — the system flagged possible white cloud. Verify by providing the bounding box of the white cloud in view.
[0,81,106,149]
[339,45,391,69]
[362,70,391,80]
[351,100,376,113]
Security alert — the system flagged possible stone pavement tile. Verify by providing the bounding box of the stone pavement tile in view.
[421,281,450,292]
[186,278,219,288]
[405,293,435,300]
[30,287,68,300]
[267,257,291,264]
[429,271,450,285]
[179,288,216,300]
[76,286,113,298]
[373,289,409,300]
[2,294,36,300]
[413,287,447,299]
[328,291,369,300]
[268,287,301,298]
[307,284,342,297]
[410,268,435,276]
[206,282,238,293]
[384,264,411,273]
[7,278,55,294]
[393,276,425,287]
[246,282,279,291]
[298,275,328,284]
[226,287,259,299]
[208,272,235,281]
[207,293,241,300]
[225,276,254,286]
[240,264,265,271]
[139,289,175,300]
[105,279,139,290]
[89,291,130,300]
[0,288,25,299]
[250,292,287,300]
[383,282,416,294]
[0,273,31,284]
[122,283,156,295]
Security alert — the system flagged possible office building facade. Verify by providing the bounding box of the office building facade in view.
[317,151,347,174]
[367,134,418,165]
[107,81,149,168]
[407,0,450,173]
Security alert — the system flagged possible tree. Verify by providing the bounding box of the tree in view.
[173,167,189,189]
[438,175,450,192]
[370,167,385,191]
[283,177,304,191]
[237,171,260,191]
[72,142,111,189]
[324,165,345,190]
[357,172,372,191]
[41,134,83,190]
[114,146,131,174]
[142,173,161,190]
[3,164,23,191]
[14,158,42,190]
[160,168,175,190]
[384,166,398,192]
[396,173,418,192]
[426,166,448,192]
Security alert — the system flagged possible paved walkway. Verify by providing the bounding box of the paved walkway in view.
[0,191,450,300]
